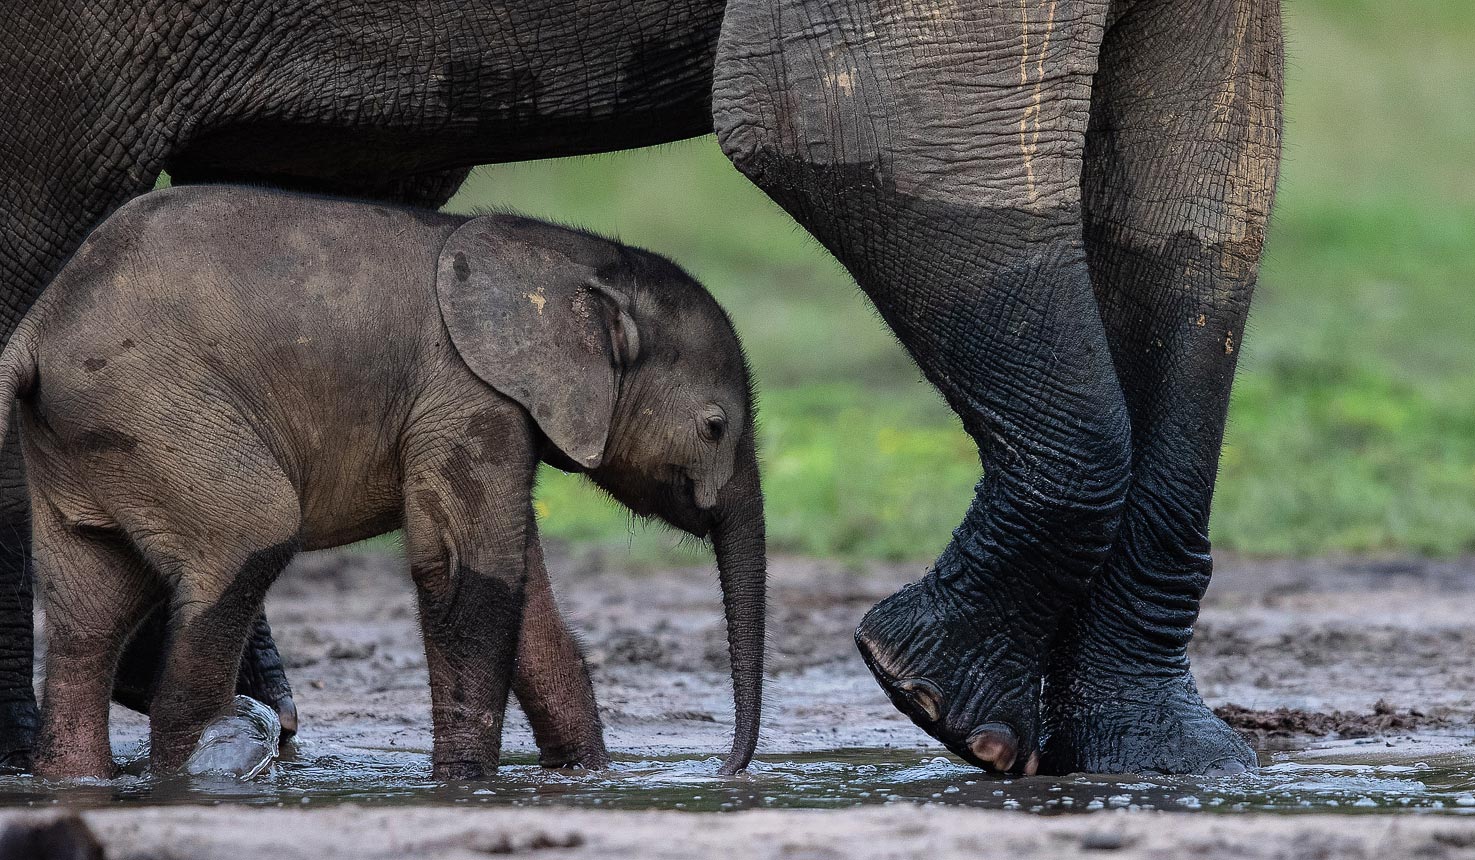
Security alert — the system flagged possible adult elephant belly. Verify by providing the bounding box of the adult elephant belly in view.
[162,0,727,194]
[165,109,705,195]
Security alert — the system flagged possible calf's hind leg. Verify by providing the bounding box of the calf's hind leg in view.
[108,439,304,773]
[31,510,159,779]
[146,540,299,772]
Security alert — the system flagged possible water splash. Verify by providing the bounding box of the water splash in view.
[5,738,1475,814]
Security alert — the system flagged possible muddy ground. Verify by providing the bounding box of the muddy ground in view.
[6,548,1475,858]
[254,548,1475,755]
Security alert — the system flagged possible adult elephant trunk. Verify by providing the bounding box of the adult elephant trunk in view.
[710,433,766,776]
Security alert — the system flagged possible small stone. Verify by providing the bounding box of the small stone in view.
[328,641,377,660]
[527,832,584,850]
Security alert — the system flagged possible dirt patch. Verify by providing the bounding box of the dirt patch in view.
[1217,700,1455,742]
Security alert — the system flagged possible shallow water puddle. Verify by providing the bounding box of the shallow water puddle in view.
[5,738,1475,813]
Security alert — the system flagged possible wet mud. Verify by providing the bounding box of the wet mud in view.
[1217,700,1453,741]
[4,548,1475,857]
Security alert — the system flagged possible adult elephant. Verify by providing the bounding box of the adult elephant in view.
[0,0,1281,775]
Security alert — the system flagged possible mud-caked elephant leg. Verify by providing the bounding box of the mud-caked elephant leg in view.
[716,0,1131,772]
[1041,0,1283,775]
[148,543,298,772]
[0,429,35,773]
[111,606,299,738]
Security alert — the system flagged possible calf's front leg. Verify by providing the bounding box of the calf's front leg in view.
[402,420,538,779]
[513,537,609,769]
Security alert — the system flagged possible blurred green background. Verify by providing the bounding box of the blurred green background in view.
[442,0,1475,563]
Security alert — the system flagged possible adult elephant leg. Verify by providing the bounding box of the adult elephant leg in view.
[716,0,1131,772]
[1042,0,1283,775]
[0,132,167,769]
[0,424,33,772]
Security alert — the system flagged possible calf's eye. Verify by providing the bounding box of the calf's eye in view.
[700,411,727,443]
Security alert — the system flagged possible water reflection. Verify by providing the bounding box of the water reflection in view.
[5,739,1475,814]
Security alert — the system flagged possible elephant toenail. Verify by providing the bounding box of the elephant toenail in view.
[1024,751,1040,776]
[897,679,942,722]
[966,723,1018,772]
[276,695,298,740]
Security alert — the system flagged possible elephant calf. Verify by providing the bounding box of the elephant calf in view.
[0,185,766,780]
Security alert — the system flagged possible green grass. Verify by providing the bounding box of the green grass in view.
[1215,0,1475,553]
[445,0,1475,561]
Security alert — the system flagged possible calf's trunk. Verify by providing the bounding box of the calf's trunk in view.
[710,435,766,775]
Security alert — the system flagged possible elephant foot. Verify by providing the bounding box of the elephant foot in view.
[1041,670,1254,776]
[235,616,298,740]
[856,577,1044,776]
[537,739,610,770]
[434,760,491,781]
[0,700,38,773]
[247,692,297,741]
[182,696,281,779]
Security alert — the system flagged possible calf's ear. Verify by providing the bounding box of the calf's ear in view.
[436,216,637,469]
